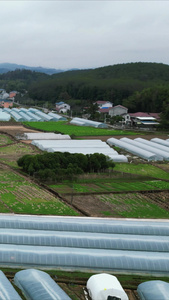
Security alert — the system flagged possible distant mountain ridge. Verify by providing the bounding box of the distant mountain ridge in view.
[0,63,66,75]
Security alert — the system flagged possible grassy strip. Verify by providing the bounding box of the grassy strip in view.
[23,121,137,136]
[114,163,169,180]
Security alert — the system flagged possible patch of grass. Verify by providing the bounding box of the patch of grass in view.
[114,163,169,180]
[0,134,14,145]
[23,121,137,136]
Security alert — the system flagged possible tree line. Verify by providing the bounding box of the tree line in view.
[17,152,115,182]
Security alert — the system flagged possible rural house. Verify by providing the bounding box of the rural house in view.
[55,101,70,113]
[109,105,128,117]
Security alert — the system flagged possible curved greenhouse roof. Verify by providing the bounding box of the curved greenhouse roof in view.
[32,110,53,121]
[10,111,24,122]
[135,138,169,153]
[107,138,159,161]
[24,132,70,140]
[137,280,169,300]
[26,111,42,121]
[0,270,22,300]
[0,229,169,252]
[135,138,169,159]
[0,111,11,121]
[151,138,169,148]
[70,117,108,128]
[0,216,169,274]
[14,269,71,300]
[0,244,169,274]
[120,138,167,160]
[18,111,34,121]
[0,215,169,236]
[48,112,67,121]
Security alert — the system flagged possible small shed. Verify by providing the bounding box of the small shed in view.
[87,273,128,300]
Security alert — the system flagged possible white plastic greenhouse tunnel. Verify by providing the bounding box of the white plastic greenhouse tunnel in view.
[0,110,11,121]
[137,280,169,300]
[107,137,160,161]
[0,270,22,300]
[134,137,169,153]
[23,132,71,140]
[70,117,108,128]
[31,139,128,162]
[151,138,169,147]
[86,273,128,300]
[14,269,72,300]
[120,137,169,160]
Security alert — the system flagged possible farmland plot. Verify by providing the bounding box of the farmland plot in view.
[63,191,169,218]
[50,179,169,194]
[0,169,78,215]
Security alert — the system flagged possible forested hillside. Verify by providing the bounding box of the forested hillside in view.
[28,62,169,111]
[1,62,169,115]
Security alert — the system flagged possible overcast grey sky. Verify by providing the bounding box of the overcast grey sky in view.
[0,1,169,70]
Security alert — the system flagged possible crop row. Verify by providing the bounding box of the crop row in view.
[50,179,169,194]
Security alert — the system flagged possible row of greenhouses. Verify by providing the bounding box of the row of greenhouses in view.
[0,108,67,122]
[0,215,169,275]
[31,139,128,162]
[0,269,71,300]
[107,137,169,161]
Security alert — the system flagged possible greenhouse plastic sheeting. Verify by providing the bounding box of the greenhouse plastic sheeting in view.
[151,138,169,148]
[120,138,169,160]
[121,137,169,161]
[0,229,169,252]
[134,138,169,160]
[48,112,67,121]
[32,110,53,121]
[0,111,11,121]
[0,270,22,300]
[14,269,71,300]
[24,132,70,140]
[26,111,42,121]
[134,138,169,153]
[47,147,118,157]
[18,111,33,122]
[9,111,24,122]
[107,138,160,161]
[0,245,169,274]
[137,280,169,300]
[0,215,169,235]
[70,117,108,128]
[108,155,128,162]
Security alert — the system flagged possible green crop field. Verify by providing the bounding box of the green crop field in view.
[0,169,78,215]
[24,121,137,136]
[100,193,169,218]
[50,178,169,194]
